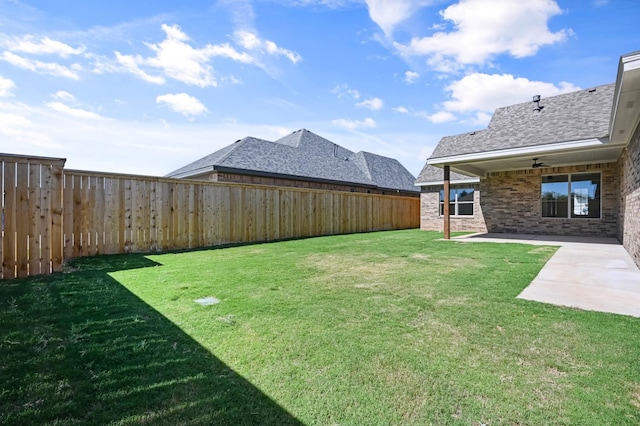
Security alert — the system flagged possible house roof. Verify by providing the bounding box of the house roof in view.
[416,165,478,185]
[167,129,419,193]
[430,83,616,160]
[417,83,623,184]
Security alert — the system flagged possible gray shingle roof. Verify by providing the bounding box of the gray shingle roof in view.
[167,129,419,193]
[430,83,615,159]
[415,164,477,184]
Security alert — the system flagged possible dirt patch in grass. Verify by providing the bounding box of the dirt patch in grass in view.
[410,253,430,260]
[631,384,640,409]
[436,295,469,306]
[304,253,408,290]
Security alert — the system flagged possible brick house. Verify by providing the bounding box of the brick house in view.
[416,51,640,267]
[167,129,419,197]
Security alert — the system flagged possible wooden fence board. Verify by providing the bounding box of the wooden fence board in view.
[50,165,63,272]
[28,164,40,275]
[3,162,16,279]
[39,166,51,274]
[15,163,30,278]
[63,173,74,261]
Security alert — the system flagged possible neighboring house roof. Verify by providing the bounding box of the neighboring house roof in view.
[430,83,615,160]
[167,129,419,193]
[416,165,478,185]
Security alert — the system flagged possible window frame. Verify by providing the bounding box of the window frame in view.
[439,187,475,217]
[541,172,602,219]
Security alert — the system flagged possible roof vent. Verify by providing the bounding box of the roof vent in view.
[588,88,597,93]
[533,95,544,113]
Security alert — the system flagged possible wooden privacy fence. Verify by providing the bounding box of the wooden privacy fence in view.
[2,154,420,280]
[1,154,65,279]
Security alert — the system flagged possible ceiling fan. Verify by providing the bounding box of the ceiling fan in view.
[531,158,548,168]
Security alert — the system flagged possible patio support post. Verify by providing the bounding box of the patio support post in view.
[443,165,450,240]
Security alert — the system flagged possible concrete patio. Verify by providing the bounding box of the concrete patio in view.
[452,233,640,318]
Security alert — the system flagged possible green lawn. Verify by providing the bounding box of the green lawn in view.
[1,230,639,425]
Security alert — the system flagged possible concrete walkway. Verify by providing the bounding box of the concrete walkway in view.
[452,233,640,318]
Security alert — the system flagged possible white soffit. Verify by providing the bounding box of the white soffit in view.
[610,51,640,145]
[426,138,606,166]
[415,178,480,186]
[426,142,622,177]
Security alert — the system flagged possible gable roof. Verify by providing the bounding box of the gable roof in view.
[430,83,615,160]
[167,129,419,193]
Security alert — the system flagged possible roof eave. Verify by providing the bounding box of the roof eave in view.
[165,165,214,179]
[426,137,608,167]
[609,50,640,145]
[213,166,379,189]
[415,177,481,187]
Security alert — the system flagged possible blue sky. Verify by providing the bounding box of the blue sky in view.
[0,0,638,176]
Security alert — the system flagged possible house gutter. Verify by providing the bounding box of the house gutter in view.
[426,137,608,167]
[415,177,480,187]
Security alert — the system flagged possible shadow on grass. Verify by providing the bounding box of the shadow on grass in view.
[0,254,301,425]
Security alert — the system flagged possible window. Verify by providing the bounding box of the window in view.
[439,188,474,216]
[541,173,601,218]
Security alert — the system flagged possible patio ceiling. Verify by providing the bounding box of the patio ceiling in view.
[446,142,624,177]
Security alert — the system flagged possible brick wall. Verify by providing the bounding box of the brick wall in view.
[620,122,640,267]
[419,163,620,237]
[420,183,487,232]
[481,163,619,237]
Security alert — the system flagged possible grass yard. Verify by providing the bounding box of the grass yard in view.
[1,230,639,425]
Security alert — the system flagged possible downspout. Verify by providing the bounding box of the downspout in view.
[443,165,450,239]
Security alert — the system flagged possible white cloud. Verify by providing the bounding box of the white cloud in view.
[394,0,570,72]
[51,91,75,101]
[142,24,227,87]
[356,97,384,111]
[364,0,433,36]
[442,72,581,113]
[0,76,15,97]
[156,93,208,117]
[423,111,456,123]
[3,35,84,57]
[393,106,409,114]
[331,83,360,99]
[418,146,434,161]
[0,111,31,127]
[234,30,301,64]
[470,111,492,126]
[0,103,56,148]
[46,102,106,120]
[115,24,257,87]
[332,117,376,130]
[405,70,420,84]
[1,51,80,79]
[114,51,166,85]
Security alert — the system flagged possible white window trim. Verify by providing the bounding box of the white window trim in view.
[439,189,475,218]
